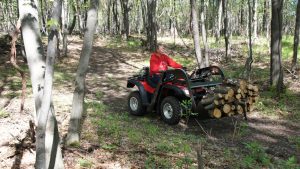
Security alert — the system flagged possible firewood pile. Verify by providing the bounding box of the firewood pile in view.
[201,79,259,118]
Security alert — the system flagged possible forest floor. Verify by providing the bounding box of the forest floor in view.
[0,34,300,169]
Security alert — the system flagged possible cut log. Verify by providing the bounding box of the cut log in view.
[235,94,242,100]
[208,108,222,118]
[204,102,216,110]
[223,104,231,114]
[236,105,244,114]
[201,94,224,105]
[248,104,254,112]
[231,105,236,110]
[201,95,215,105]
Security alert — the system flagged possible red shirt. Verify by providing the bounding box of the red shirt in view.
[150,53,182,75]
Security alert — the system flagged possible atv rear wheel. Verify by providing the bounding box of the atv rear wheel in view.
[160,96,182,125]
[128,91,146,116]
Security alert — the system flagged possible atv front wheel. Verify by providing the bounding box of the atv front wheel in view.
[128,91,146,116]
[160,96,182,125]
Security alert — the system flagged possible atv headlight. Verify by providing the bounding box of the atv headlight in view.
[183,88,190,97]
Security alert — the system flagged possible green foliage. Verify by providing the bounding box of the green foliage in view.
[145,155,172,169]
[69,141,80,148]
[46,19,59,28]
[242,141,271,168]
[78,158,93,168]
[235,122,249,138]
[289,136,300,151]
[175,156,195,169]
[0,109,9,118]
[282,156,300,169]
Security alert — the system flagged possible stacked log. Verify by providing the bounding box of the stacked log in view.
[201,79,259,118]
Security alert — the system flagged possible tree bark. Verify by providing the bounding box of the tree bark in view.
[66,0,99,145]
[200,0,209,67]
[107,0,111,34]
[215,0,222,43]
[190,0,202,68]
[244,0,253,81]
[62,0,68,57]
[292,0,300,71]
[222,0,230,60]
[112,0,120,34]
[270,0,284,93]
[146,0,157,51]
[252,0,257,39]
[68,3,76,34]
[19,0,64,168]
[121,0,130,40]
[35,0,63,168]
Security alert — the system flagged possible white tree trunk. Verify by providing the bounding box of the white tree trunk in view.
[19,0,64,168]
[190,0,203,68]
[66,0,99,145]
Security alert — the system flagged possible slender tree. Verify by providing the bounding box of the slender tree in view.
[292,0,300,71]
[146,0,157,51]
[252,0,257,39]
[270,0,284,92]
[200,0,209,67]
[66,0,99,145]
[68,3,77,34]
[35,0,64,168]
[19,0,64,168]
[190,0,202,68]
[121,0,130,40]
[215,0,222,43]
[222,0,230,60]
[244,0,253,80]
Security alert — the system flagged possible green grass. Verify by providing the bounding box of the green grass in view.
[0,109,9,118]
[77,158,93,168]
[85,101,203,168]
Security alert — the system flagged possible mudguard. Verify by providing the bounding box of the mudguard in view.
[127,79,150,105]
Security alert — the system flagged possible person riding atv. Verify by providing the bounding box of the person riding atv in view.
[148,45,184,88]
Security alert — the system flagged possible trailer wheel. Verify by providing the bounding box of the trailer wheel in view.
[160,96,182,125]
[128,91,146,116]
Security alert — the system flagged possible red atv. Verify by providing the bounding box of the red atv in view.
[127,66,226,125]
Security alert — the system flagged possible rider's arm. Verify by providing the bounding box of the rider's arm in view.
[164,55,182,69]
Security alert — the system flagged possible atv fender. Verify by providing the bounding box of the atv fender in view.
[127,79,150,105]
[157,85,188,107]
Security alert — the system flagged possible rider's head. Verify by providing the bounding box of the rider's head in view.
[156,44,165,55]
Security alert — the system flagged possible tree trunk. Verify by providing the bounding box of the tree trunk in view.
[292,0,300,71]
[270,0,284,93]
[68,3,76,34]
[239,0,244,35]
[66,0,99,145]
[200,0,209,67]
[222,0,230,60]
[141,0,147,34]
[190,0,202,68]
[244,0,253,81]
[62,0,68,57]
[19,0,64,168]
[146,0,157,51]
[107,0,111,34]
[121,0,130,40]
[35,0,63,168]
[39,0,47,35]
[215,0,222,43]
[113,0,120,34]
[252,0,257,39]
